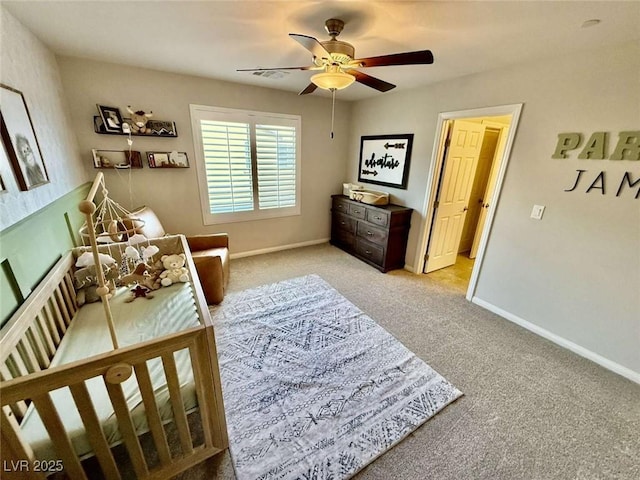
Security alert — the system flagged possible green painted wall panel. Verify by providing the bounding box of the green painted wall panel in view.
[0,183,90,325]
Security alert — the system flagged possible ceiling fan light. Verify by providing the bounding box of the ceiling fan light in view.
[311,71,355,90]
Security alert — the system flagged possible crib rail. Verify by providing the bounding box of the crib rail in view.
[0,254,78,423]
[1,325,227,479]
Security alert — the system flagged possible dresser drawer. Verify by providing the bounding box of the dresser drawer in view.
[355,238,384,266]
[348,203,366,219]
[365,208,390,228]
[332,197,350,215]
[332,229,355,248]
[333,212,356,233]
[356,222,388,245]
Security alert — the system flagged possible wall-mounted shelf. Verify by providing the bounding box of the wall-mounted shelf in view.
[93,116,178,137]
[92,149,143,169]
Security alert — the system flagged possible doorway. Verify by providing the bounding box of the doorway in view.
[415,104,523,300]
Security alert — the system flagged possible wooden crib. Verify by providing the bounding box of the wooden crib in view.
[0,177,228,479]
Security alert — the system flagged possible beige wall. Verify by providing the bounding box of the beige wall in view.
[57,57,351,255]
[0,8,86,230]
[348,40,640,377]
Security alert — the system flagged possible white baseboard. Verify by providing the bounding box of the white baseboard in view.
[230,238,330,259]
[472,297,640,385]
[404,263,416,273]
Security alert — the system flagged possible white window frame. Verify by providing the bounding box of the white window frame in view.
[190,104,302,225]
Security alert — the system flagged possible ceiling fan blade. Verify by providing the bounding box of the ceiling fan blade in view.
[298,83,318,95]
[349,70,396,92]
[352,50,434,68]
[237,66,313,72]
[289,34,332,62]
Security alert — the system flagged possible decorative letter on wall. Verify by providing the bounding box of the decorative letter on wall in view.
[609,131,640,161]
[551,133,582,159]
[578,132,607,159]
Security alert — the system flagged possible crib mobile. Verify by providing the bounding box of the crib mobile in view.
[77,172,155,350]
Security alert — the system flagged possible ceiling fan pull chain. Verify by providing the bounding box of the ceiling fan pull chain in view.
[331,88,336,139]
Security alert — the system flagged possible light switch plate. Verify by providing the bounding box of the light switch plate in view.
[531,204,545,220]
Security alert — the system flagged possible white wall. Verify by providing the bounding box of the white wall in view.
[0,7,86,231]
[349,40,640,377]
[57,57,351,254]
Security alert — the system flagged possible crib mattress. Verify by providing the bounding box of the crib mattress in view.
[19,282,201,462]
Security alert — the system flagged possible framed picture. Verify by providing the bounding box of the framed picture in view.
[0,84,49,191]
[147,151,189,168]
[92,149,143,169]
[0,141,11,193]
[358,134,414,189]
[145,120,177,137]
[96,104,124,133]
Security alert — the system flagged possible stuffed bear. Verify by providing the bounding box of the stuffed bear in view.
[159,253,189,287]
[74,264,119,306]
[126,106,153,134]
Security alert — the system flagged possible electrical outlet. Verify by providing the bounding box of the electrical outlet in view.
[530,204,545,220]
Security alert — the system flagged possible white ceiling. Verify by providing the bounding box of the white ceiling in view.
[3,1,639,101]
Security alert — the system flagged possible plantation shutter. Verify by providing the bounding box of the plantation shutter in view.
[256,124,297,209]
[200,120,254,214]
[190,104,301,225]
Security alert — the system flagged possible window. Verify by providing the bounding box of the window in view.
[190,105,301,224]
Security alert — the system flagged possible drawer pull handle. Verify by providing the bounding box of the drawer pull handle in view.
[365,250,371,255]
[366,231,373,236]
[374,216,382,221]
[353,210,360,214]
[341,221,346,225]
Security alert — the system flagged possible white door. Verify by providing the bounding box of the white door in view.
[425,120,485,273]
[470,126,509,258]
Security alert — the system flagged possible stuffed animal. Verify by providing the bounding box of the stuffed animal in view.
[159,253,189,287]
[126,106,153,134]
[120,262,162,291]
[74,264,119,306]
[125,285,154,303]
[75,251,116,268]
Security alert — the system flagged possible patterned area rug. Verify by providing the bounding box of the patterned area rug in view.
[210,275,462,480]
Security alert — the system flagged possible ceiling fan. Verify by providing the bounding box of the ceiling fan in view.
[238,18,434,95]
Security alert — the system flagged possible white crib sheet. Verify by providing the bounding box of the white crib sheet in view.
[19,282,201,462]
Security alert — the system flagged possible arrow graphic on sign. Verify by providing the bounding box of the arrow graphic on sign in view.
[384,142,406,149]
[362,169,378,176]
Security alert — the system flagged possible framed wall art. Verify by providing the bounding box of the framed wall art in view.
[147,151,189,168]
[0,83,49,191]
[92,149,143,169]
[145,120,177,137]
[0,141,11,193]
[96,104,124,133]
[358,133,414,189]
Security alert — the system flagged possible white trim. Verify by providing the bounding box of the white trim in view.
[230,238,330,259]
[472,297,640,385]
[413,104,524,302]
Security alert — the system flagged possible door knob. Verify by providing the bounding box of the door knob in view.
[462,206,468,212]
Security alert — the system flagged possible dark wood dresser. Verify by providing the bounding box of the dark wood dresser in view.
[330,194,412,272]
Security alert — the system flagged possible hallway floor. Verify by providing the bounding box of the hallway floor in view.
[426,253,474,292]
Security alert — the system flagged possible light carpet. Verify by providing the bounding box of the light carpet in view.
[210,274,462,480]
